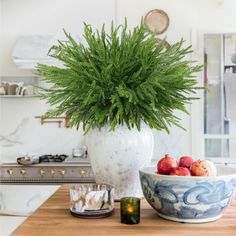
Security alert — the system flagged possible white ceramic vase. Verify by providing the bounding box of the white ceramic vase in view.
[85,124,154,199]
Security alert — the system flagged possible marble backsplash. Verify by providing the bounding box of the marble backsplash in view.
[0,121,185,164]
[0,97,186,163]
[0,98,84,163]
[0,117,84,162]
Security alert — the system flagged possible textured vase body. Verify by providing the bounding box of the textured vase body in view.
[85,124,154,199]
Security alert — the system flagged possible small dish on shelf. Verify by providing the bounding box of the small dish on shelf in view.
[0,76,38,97]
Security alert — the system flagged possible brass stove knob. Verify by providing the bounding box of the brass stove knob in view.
[50,169,56,176]
[40,169,45,176]
[60,169,66,176]
[80,168,86,176]
[20,169,26,176]
[7,169,13,176]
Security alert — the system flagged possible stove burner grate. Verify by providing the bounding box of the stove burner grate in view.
[17,154,68,165]
[39,154,68,162]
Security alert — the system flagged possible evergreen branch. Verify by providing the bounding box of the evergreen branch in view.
[36,19,202,133]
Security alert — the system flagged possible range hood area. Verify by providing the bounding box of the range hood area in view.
[12,34,82,69]
[12,35,57,69]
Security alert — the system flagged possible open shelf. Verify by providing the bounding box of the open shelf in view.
[0,95,39,98]
[0,76,39,97]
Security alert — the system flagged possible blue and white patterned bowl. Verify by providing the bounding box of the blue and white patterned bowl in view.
[139,166,236,223]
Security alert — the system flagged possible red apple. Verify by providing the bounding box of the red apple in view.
[157,154,178,175]
[190,160,217,176]
[170,167,191,176]
[179,156,193,169]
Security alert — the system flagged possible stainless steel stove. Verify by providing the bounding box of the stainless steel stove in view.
[0,155,95,184]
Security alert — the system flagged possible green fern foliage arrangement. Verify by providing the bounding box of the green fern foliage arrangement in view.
[37,20,202,133]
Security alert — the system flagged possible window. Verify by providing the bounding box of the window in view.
[203,33,236,164]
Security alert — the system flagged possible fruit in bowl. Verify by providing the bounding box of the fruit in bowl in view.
[157,154,178,175]
[157,154,217,177]
[190,160,217,176]
[179,156,193,169]
[139,156,236,223]
[170,167,191,176]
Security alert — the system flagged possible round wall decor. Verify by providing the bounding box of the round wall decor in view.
[144,9,169,34]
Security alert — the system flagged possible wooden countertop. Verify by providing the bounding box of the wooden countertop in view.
[12,185,236,236]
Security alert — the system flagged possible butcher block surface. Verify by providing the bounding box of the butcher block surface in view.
[12,184,236,236]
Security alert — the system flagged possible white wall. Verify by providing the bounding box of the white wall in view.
[117,0,236,160]
[0,0,2,130]
[1,0,116,76]
[0,0,2,68]
[1,0,236,162]
[0,0,116,161]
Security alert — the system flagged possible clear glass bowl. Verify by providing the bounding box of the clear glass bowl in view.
[70,183,114,218]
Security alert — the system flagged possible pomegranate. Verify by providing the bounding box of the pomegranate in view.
[179,156,193,169]
[190,160,217,176]
[170,167,191,176]
[157,154,178,175]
